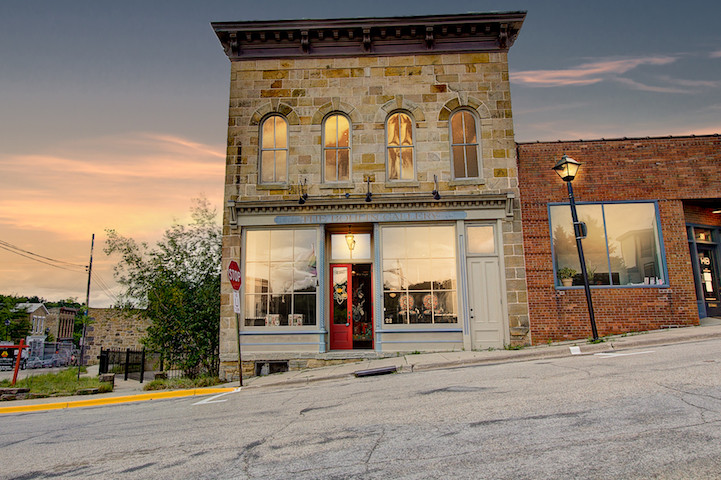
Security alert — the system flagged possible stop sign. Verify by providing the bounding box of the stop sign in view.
[228,261,242,290]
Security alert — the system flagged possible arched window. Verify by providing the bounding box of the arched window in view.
[323,114,351,182]
[386,111,415,181]
[260,115,288,183]
[450,110,480,179]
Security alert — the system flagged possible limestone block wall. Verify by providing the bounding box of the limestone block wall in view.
[218,52,529,374]
[83,308,150,365]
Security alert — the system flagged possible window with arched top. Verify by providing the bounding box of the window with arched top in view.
[260,115,288,183]
[386,111,415,181]
[450,110,480,179]
[323,114,351,182]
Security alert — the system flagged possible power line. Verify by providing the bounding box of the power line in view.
[0,239,87,269]
[0,244,86,273]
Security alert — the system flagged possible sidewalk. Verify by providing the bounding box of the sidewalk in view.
[3,317,720,414]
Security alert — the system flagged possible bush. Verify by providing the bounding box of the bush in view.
[143,376,222,391]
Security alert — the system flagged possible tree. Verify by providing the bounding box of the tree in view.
[0,296,32,343]
[104,197,221,378]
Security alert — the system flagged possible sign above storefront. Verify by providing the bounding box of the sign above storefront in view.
[275,211,466,225]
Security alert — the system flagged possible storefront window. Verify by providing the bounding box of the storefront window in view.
[550,202,665,287]
[244,229,317,326]
[382,226,458,324]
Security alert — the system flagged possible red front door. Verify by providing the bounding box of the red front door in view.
[330,264,352,350]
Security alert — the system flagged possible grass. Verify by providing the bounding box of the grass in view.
[143,376,223,391]
[0,368,112,397]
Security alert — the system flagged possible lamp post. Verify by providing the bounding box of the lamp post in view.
[552,155,599,341]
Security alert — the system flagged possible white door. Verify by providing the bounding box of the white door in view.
[467,257,504,349]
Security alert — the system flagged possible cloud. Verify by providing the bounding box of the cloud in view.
[611,77,690,94]
[711,50,721,58]
[510,56,677,87]
[0,131,225,239]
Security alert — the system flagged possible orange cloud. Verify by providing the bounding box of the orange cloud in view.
[0,131,225,306]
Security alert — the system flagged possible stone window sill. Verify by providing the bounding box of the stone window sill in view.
[384,181,420,188]
[318,182,354,190]
[256,183,290,191]
[449,178,486,187]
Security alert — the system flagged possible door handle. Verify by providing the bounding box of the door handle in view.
[345,323,350,327]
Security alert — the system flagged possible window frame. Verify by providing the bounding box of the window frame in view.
[258,114,289,185]
[321,112,352,184]
[380,224,459,326]
[241,227,319,328]
[385,110,416,182]
[449,108,482,180]
[548,200,669,289]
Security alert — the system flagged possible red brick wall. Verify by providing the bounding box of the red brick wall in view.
[684,204,721,227]
[517,135,720,343]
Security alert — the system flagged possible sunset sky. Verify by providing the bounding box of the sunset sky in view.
[1,0,719,307]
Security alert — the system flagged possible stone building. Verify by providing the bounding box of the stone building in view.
[517,135,721,343]
[212,12,529,379]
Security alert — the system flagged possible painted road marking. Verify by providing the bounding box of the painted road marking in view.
[193,387,242,405]
[594,350,655,358]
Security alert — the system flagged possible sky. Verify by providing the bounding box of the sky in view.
[1,0,719,307]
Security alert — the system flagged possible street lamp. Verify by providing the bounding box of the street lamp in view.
[552,155,599,341]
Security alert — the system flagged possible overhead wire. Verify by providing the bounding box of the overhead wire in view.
[0,244,86,273]
[0,239,87,268]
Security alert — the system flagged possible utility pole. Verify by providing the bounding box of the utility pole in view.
[78,233,94,380]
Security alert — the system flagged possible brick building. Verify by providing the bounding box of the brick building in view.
[517,135,721,343]
[212,13,529,379]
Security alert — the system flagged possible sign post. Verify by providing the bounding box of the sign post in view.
[228,261,243,387]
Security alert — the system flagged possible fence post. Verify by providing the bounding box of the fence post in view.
[124,348,130,381]
[140,349,146,383]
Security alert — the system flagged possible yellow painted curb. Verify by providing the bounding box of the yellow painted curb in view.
[0,387,237,415]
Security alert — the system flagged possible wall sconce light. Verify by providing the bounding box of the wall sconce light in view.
[345,227,356,251]
[298,178,309,205]
[365,178,372,202]
[432,174,441,200]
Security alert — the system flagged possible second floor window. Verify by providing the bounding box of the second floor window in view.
[450,110,480,179]
[386,112,415,181]
[260,115,288,183]
[323,114,351,182]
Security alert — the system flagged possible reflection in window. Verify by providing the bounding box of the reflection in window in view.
[260,115,288,183]
[467,225,495,254]
[550,202,665,287]
[450,110,480,178]
[244,229,317,326]
[386,112,414,180]
[382,226,457,324]
[330,233,371,260]
[323,114,350,182]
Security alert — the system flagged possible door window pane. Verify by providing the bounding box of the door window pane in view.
[467,225,495,254]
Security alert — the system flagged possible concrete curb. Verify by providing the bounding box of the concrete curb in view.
[0,387,236,415]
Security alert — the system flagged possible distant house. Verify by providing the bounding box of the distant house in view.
[14,302,49,336]
[14,302,50,357]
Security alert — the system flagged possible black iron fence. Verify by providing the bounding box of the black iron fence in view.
[98,347,219,382]
[158,348,220,380]
[98,348,156,383]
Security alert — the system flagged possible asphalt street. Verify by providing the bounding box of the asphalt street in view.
[2,337,720,479]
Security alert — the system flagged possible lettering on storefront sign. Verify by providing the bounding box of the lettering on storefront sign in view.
[274,211,466,225]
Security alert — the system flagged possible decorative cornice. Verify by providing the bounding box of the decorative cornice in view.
[227,193,514,226]
[212,12,525,60]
